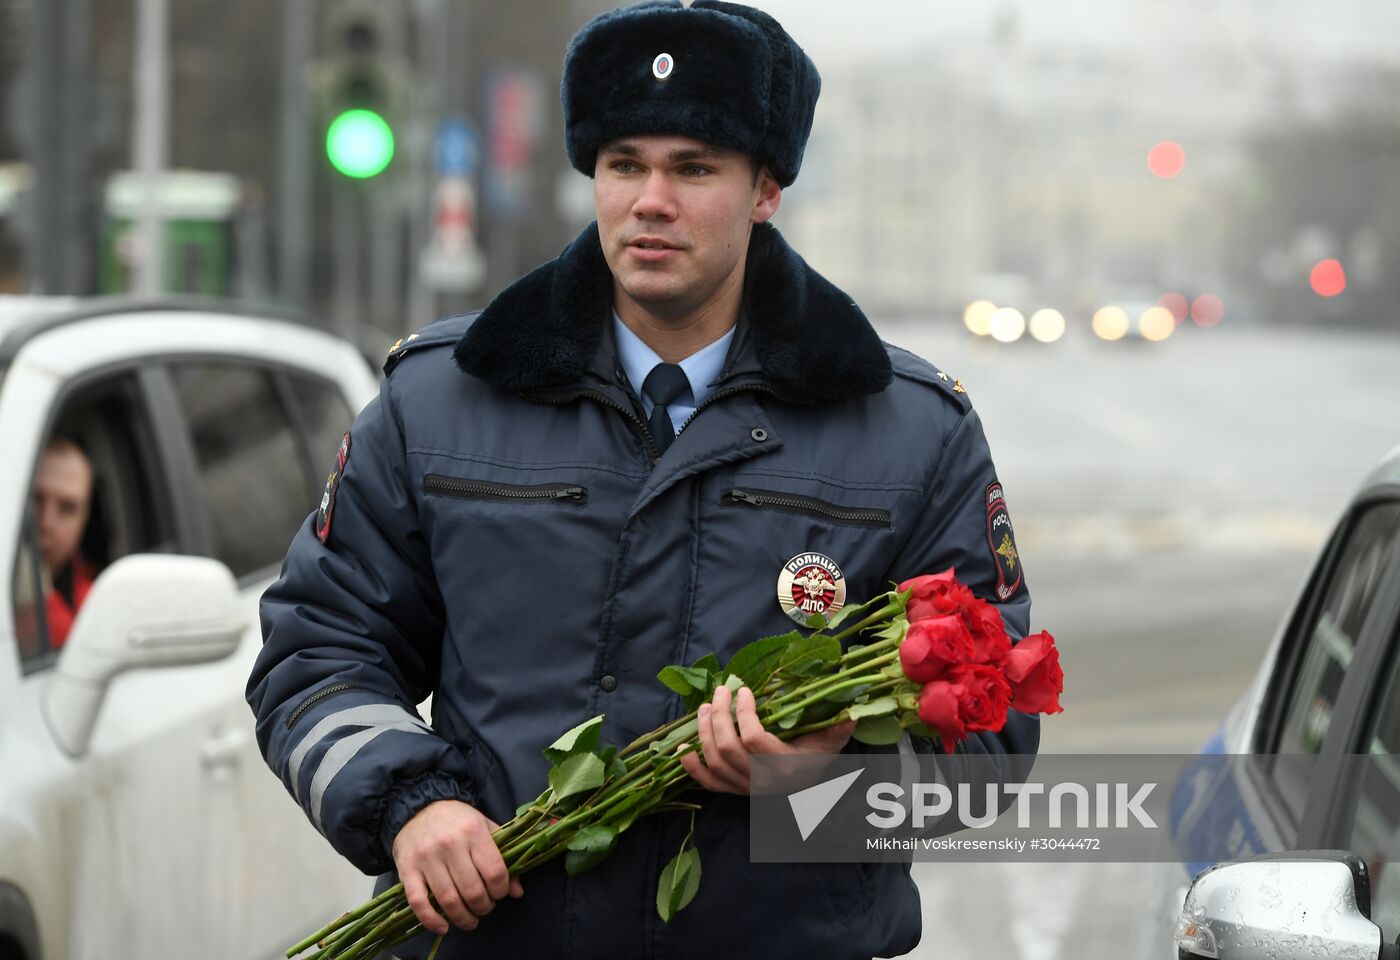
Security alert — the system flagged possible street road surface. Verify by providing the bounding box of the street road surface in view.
[870,320,1400,960]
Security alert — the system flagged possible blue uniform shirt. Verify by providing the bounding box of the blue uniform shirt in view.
[612,311,735,436]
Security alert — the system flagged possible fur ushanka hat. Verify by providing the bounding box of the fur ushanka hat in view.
[562,0,821,188]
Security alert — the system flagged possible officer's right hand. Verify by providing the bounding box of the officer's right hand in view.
[392,799,524,935]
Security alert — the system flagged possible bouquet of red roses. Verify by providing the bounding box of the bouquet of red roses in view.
[287,569,1062,959]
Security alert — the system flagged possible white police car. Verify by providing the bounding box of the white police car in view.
[0,297,379,959]
[1139,442,1400,958]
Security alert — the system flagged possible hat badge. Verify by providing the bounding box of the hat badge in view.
[652,52,674,80]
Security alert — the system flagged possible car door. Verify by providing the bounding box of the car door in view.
[1311,498,1400,948]
[1168,500,1400,875]
[152,357,369,953]
[1,360,247,959]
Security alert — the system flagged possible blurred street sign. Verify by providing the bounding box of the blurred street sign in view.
[420,174,484,293]
[484,70,545,220]
[437,118,478,177]
[101,170,240,295]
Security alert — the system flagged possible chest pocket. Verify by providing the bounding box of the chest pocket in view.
[721,487,891,529]
[690,474,911,658]
[423,474,588,504]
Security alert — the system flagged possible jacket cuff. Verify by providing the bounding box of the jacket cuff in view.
[377,771,477,861]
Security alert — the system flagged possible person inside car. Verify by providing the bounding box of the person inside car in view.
[32,435,96,648]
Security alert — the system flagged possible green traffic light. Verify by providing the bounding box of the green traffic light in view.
[326,108,394,178]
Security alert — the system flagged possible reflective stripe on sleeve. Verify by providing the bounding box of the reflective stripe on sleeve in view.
[288,702,431,803]
[309,721,433,834]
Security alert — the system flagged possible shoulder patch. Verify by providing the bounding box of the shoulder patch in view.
[985,481,1023,600]
[383,312,481,376]
[883,342,973,412]
[315,432,351,544]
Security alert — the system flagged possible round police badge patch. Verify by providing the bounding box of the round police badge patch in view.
[985,481,1022,600]
[315,431,351,544]
[652,52,674,80]
[777,552,847,626]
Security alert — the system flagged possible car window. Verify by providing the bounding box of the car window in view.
[12,373,178,674]
[12,523,51,673]
[169,362,316,580]
[1268,501,1400,823]
[286,371,355,461]
[1344,632,1400,945]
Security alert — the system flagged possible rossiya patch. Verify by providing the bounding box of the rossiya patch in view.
[985,481,1022,600]
[315,432,351,544]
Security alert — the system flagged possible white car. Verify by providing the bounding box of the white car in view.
[0,297,380,959]
[1138,442,1400,958]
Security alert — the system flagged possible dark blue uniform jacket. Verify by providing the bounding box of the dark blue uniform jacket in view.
[248,222,1038,959]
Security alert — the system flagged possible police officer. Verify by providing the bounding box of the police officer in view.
[248,3,1038,957]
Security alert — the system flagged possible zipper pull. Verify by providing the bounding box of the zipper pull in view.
[558,486,587,501]
[726,489,759,506]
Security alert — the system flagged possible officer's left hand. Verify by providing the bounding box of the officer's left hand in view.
[679,684,856,795]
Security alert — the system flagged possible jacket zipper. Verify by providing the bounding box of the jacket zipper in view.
[524,387,662,464]
[677,382,787,434]
[287,682,385,729]
[723,487,892,528]
[423,474,587,503]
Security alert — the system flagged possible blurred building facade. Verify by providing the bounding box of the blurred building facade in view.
[3,0,1399,336]
[775,0,1400,329]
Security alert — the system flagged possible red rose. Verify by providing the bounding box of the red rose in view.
[1004,631,1064,714]
[899,615,975,684]
[943,664,1011,732]
[898,567,974,622]
[916,680,968,749]
[916,665,1011,752]
[962,598,1010,666]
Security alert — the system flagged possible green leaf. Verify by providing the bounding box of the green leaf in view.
[773,634,841,679]
[606,757,629,781]
[777,710,802,729]
[785,657,830,678]
[805,612,828,630]
[853,715,905,746]
[802,699,852,725]
[690,651,722,671]
[514,800,536,819]
[824,591,895,631]
[566,846,614,876]
[543,715,606,765]
[823,681,872,704]
[902,719,939,739]
[657,665,713,698]
[567,823,619,853]
[548,752,606,801]
[847,696,899,720]
[870,618,910,644]
[597,744,618,765]
[724,631,801,691]
[656,846,702,922]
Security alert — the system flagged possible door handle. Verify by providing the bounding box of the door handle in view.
[201,725,251,770]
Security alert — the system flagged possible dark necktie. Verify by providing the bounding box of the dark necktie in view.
[641,362,689,457]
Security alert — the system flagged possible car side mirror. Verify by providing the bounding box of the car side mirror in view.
[41,554,246,757]
[1175,851,1399,960]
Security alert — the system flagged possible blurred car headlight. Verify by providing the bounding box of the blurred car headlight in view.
[989,307,1026,343]
[1139,306,1176,342]
[1028,308,1065,343]
[1092,306,1130,341]
[964,300,996,336]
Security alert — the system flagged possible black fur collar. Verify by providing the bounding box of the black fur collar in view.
[453,221,892,404]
